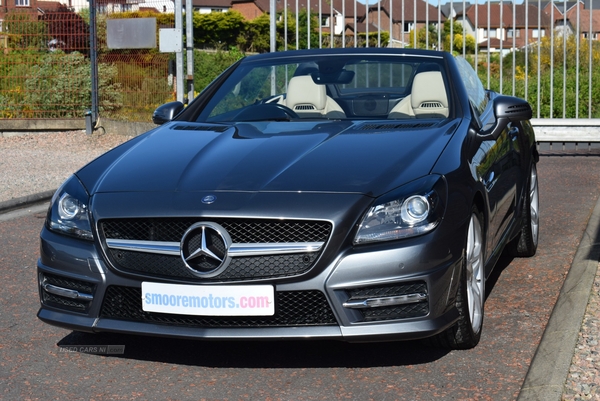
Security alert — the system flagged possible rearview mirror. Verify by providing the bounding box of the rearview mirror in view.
[311,70,355,85]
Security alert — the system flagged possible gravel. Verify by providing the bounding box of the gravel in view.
[562,269,600,400]
[1,129,598,399]
[0,130,133,203]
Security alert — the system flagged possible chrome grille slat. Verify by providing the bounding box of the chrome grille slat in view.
[106,239,324,257]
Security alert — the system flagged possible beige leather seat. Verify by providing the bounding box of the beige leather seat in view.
[388,71,449,119]
[285,75,345,119]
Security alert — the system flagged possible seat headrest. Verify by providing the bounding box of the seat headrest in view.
[286,75,327,111]
[410,71,449,117]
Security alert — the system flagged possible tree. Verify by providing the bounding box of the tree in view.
[409,24,440,50]
[238,13,270,52]
[442,20,475,53]
[193,11,246,49]
[277,10,320,50]
[194,48,244,92]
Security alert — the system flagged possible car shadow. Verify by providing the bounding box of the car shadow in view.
[485,250,515,299]
[57,330,450,368]
[55,249,521,368]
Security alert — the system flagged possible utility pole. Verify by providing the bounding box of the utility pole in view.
[186,0,194,103]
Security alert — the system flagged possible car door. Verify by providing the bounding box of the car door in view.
[455,57,523,261]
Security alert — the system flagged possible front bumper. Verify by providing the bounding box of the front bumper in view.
[37,220,464,343]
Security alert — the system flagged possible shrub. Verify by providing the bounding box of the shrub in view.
[193,48,245,93]
[23,51,123,118]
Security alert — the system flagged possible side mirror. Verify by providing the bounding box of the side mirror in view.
[152,101,184,125]
[480,95,533,139]
[493,95,532,122]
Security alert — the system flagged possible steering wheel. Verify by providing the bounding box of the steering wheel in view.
[234,103,299,121]
[269,103,299,120]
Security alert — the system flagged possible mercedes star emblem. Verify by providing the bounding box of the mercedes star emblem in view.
[180,222,232,277]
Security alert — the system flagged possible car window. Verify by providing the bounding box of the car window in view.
[339,62,414,94]
[207,64,298,119]
[197,54,449,122]
[454,56,488,116]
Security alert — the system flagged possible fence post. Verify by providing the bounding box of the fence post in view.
[89,0,99,133]
[186,2,194,102]
[175,0,185,103]
[270,0,276,52]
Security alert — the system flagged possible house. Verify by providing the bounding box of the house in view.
[0,0,88,51]
[188,0,232,13]
[231,0,364,35]
[1,0,42,26]
[457,3,551,53]
[364,0,446,47]
[440,1,471,20]
[554,1,600,39]
[1,0,66,39]
[539,0,600,40]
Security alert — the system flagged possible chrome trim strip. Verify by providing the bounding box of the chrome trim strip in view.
[106,239,180,255]
[228,242,323,257]
[106,239,324,257]
[343,293,428,309]
[43,283,94,301]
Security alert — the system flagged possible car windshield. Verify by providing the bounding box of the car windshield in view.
[196,54,450,123]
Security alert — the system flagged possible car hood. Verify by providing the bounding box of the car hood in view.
[81,119,459,198]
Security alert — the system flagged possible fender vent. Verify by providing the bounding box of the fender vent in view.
[171,124,230,132]
[357,122,437,131]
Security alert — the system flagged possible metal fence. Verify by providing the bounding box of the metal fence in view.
[0,2,176,122]
[0,0,599,126]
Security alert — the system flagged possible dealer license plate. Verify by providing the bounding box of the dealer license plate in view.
[141,282,275,316]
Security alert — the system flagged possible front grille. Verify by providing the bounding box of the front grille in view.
[100,218,331,243]
[346,282,429,322]
[100,286,338,327]
[40,273,95,313]
[106,250,320,282]
[99,218,331,282]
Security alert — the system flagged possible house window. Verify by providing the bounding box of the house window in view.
[507,29,520,38]
[15,0,30,6]
[532,29,545,38]
[211,8,223,12]
[321,16,329,27]
[484,29,497,38]
[403,22,411,33]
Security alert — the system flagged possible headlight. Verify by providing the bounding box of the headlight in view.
[354,175,447,244]
[46,175,93,241]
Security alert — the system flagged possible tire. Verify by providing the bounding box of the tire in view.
[428,207,485,350]
[509,163,539,257]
